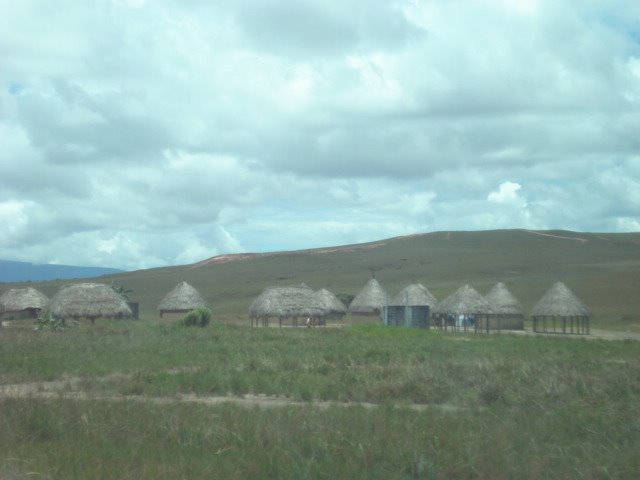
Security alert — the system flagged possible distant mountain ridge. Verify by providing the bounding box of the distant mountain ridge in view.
[0,259,125,283]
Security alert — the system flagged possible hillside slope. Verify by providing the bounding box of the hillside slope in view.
[3,229,639,324]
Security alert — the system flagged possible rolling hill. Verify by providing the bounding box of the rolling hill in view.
[2,229,639,326]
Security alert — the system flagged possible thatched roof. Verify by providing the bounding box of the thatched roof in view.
[0,287,49,313]
[315,288,347,315]
[48,283,132,319]
[391,283,437,307]
[530,282,590,317]
[349,278,388,314]
[249,284,326,318]
[433,284,493,315]
[157,281,208,312]
[485,282,523,315]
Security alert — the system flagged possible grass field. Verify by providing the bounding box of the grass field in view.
[1,320,639,478]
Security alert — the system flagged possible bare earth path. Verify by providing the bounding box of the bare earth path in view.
[0,376,462,412]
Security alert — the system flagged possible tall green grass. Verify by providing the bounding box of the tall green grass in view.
[1,397,638,479]
[1,322,638,478]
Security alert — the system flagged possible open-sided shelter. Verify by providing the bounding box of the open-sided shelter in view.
[349,277,388,315]
[0,287,49,318]
[48,283,132,323]
[483,282,524,330]
[249,284,326,327]
[530,282,590,334]
[157,281,208,317]
[433,284,493,332]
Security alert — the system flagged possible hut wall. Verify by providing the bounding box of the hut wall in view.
[383,306,430,328]
[0,308,40,320]
[127,302,139,320]
[476,314,524,331]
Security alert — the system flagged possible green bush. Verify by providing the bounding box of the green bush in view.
[34,312,78,332]
[182,307,212,328]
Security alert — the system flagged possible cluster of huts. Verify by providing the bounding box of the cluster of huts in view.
[0,280,209,325]
[248,278,591,335]
[0,278,591,335]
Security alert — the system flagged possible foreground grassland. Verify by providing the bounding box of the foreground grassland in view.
[1,321,639,478]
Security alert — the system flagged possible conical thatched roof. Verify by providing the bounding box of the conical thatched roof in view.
[249,284,326,318]
[0,287,49,313]
[157,281,208,312]
[391,283,437,307]
[530,282,590,317]
[434,284,493,315]
[485,282,523,315]
[48,283,132,319]
[315,288,347,315]
[349,278,388,314]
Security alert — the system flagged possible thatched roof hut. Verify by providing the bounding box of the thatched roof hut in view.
[249,284,326,325]
[530,282,590,334]
[315,288,347,316]
[485,282,523,315]
[433,284,493,316]
[391,283,437,307]
[530,282,590,317]
[0,287,49,317]
[157,281,208,316]
[48,283,132,320]
[349,278,388,315]
[483,282,524,330]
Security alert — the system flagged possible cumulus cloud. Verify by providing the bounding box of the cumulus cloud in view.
[488,182,523,204]
[0,0,638,269]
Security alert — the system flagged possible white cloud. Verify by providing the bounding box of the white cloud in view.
[0,0,638,269]
[0,200,30,245]
[488,182,524,204]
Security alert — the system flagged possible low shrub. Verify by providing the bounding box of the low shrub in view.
[182,307,212,328]
[34,312,78,332]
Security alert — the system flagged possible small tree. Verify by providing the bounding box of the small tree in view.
[110,282,133,301]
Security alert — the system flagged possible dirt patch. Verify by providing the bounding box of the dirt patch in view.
[520,229,588,243]
[0,379,461,412]
[190,242,387,268]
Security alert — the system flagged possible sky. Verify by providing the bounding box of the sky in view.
[1,0,639,271]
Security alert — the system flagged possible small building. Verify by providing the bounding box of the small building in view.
[432,284,493,332]
[483,282,524,330]
[249,284,325,327]
[383,305,431,328]
[157,281,208,317]
[0,287,49,319]
[530,282,590,335]
[48,283,132,323]
[384,283,437,328]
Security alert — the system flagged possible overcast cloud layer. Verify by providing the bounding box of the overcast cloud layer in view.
[1,0,639,270]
